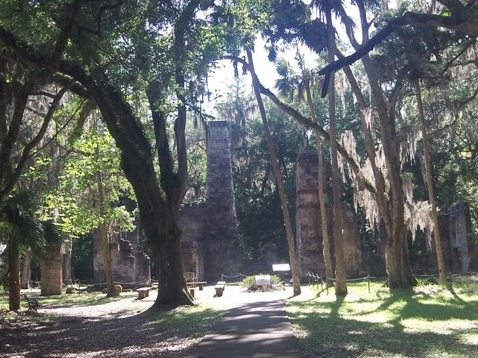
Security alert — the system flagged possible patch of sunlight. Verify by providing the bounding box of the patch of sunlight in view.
[292,326,310,339]
[352,313,395,325]
[342,342,361,354]
[402,318,478,335]
[458,332,478,346]
[343,304,400,325]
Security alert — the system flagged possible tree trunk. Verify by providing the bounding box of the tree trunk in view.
[247,50,301,296]
[414,79,446,285]
[337,2,417,291]
[21,250,32,289]
[326,9,347,297]
[151,214,192,308]
[317,136,334,288]
[62,243,72,286]
[96,145,117,297]
[120,155,193,308]
[8,234,21,311]
[99,224,117,297]
[75,72,193,308]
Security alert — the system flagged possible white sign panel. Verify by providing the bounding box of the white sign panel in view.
[255,275,271,286]
[272,264,290,271]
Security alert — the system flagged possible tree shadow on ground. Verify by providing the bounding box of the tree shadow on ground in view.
[288,289,478,358]
[0,305,224,358]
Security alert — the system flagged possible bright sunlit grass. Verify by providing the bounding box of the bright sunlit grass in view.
[287,279,478,358]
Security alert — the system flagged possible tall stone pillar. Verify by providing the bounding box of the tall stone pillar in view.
[296,151,364,279]
[296,152,324,277]
[202,120,243,281]
[40,245,63,295]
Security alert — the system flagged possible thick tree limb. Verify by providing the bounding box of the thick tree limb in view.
[318,9,478,96]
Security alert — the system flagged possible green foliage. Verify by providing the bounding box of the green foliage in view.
[0,192,59,253]
[240,274,282,289]
[212,0,272,56]
[43,124,136,237]
[71,233,93,282]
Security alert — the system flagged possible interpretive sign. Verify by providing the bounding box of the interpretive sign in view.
[255,275,271,286]
[272,264,290,271]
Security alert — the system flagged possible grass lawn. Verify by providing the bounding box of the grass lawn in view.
[287,277,478,358]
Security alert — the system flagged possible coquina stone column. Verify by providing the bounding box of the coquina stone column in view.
[202,120,243,281]
[296,151,364,279]
[40,245,63,295]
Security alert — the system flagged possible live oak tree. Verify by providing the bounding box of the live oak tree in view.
[249,0,418,289]
[0,0,228,308]
[322,1,419,289]
[316,0,478,288]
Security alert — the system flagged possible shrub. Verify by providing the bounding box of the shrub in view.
[240,274,283,291]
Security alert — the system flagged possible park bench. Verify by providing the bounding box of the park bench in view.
[214,281,226,297]
[185,272,196,282]
[24,295,40,313]
[136,287,150,299]
[186,281,207,290]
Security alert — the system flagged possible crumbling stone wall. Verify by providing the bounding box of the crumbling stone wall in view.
[296,149,476,278]
[93,229,150,288]
[296,151,365,279]
[179,203,204,277]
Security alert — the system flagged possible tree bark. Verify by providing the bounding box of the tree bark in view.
[316,136,334,288]
[96,145,117,297]
[21,250,32,289]
[120,152,193,307]
[414,79,446,285]
[247,50,301,296]
[342,2,417,290]
[0,6,196,308]
[83,74,193,308]
[325,8,347,297]
[8,233,21,311]
[62,243,72,287]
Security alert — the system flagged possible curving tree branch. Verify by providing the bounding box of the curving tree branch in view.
[318,5,478,96]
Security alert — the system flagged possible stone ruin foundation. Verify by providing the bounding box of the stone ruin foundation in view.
[93,229,151,289]
[408,202,477,276]
[296,151,476,279]
[38,132,477,291]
